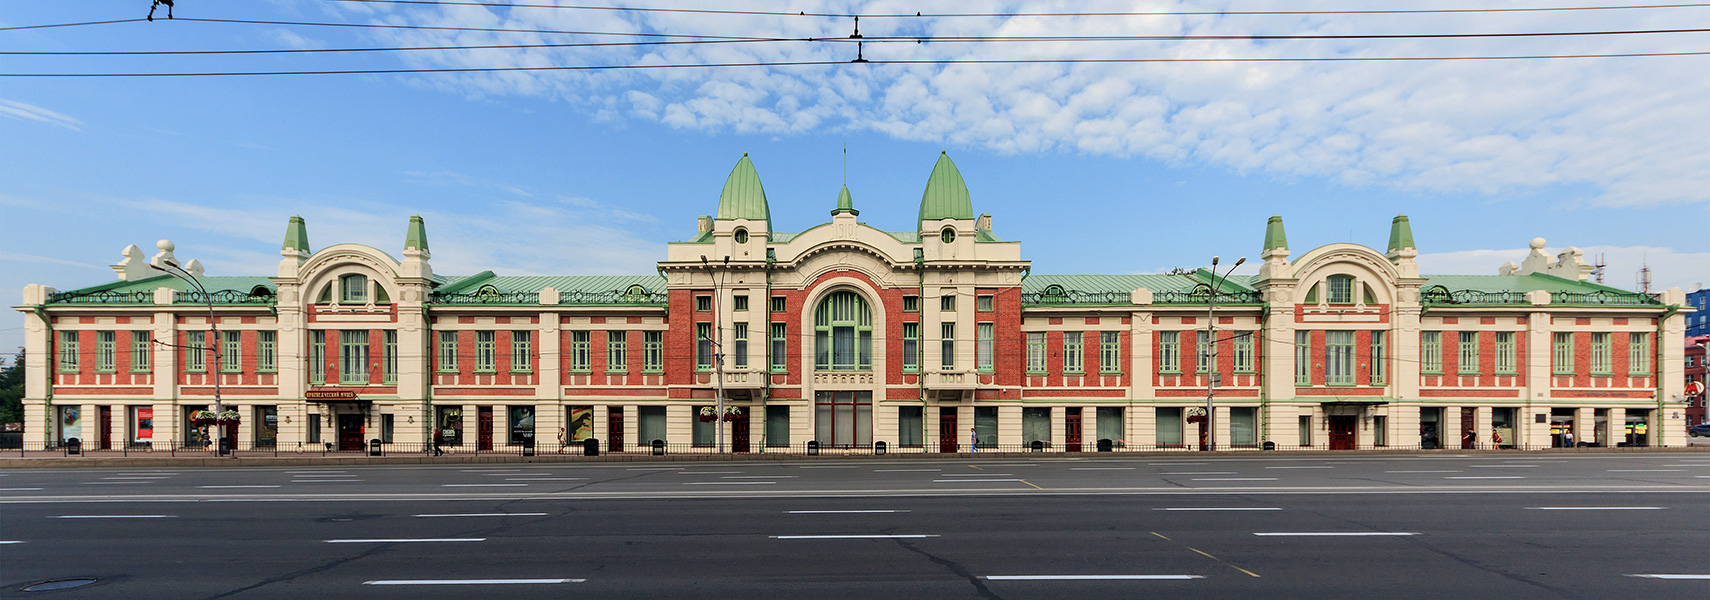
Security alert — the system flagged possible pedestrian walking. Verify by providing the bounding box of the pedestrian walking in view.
[970,427,979,452]
[557,427,567,454]
[1563,429,1573,448]
[432,428,444,456]
[1491,430,1502,449]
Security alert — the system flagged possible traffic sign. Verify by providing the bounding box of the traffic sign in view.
[1687,381,1705,397]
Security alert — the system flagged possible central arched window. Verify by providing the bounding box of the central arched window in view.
[1326,274,1354,304]
[814,291,873,371]
[340,273,369,304]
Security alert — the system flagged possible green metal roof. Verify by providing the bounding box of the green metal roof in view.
[1263,215,1287,251]
[404,214,429,252]
[919,151,974,222]
[282,215,310,253]
[59,275,279,296]
[1422,273,1637,294]
[470,275,665,294]
[832,186,857,216]
[1388,214,1415,252]
[1022,274,1208,295]
[716,154,772,233]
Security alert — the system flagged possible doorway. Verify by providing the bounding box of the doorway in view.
[1328,415,1357,450]
[731,411,750,453]
[938,407,958,453]
[609,407,624,452]
[477,406,494,451]
[336,414,363,451]
[98,406,113,450]
[1460,407,1479,449]
[1064,407,1082,452]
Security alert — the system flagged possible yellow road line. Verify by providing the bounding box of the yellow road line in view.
[1019,479,1044,490]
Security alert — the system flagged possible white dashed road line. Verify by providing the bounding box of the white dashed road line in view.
[413,513,548,518]
[327,538,485,543]
[1254,532,1416,537]
[985,575,1202,581]
[771,534,938,539]
[365,579,582,585]
[1156,507,1281,511]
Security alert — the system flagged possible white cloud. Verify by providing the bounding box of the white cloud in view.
[0,98,80,130]
[328,0,1709,206]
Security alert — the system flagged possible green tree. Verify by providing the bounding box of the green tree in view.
[0,349,23,424]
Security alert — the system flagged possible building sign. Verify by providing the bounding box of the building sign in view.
[305,390,358,400]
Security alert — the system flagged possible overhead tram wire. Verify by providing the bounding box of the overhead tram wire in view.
[4,50,1707,77]
[323,0,1710,19]
[9,26,1710,55]
[0,18,148,32]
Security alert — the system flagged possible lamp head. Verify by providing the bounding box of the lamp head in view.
[1234,257,1247,268]
[1211,256,1220,267]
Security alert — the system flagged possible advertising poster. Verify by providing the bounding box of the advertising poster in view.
[570,407,593,441]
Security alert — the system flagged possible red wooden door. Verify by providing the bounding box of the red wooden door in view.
[732,412,750,453]
[1329,416,1357,450]
[609,407,624,452]
[99,406,113,450]
[477,407,494,451]
[1460,407,1478,449]
[337,414,362,451]
[938,408,959,453]
[1065,407,1083,452]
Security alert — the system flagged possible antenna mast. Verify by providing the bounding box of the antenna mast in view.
[1635,255,1652,293]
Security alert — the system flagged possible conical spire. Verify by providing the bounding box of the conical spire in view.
[919,151,973,223]
[282,215,310,254]
[717,153,772,233]
[831,185,858,216]
[1388,214,1415,253]
[1263,214,1288,252]
[405,214,430,253]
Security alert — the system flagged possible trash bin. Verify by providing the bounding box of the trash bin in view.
[583,438,600,457]
[1262,441,1276,451]
[1096,438,1112,452]
[1030,440,1045,452]
[65,437,81,456]
[368,438,383,457]
[521,431,536,457]
[874,441,886,456]
[218,437,233,456]
[651,439,665,456]
[807,440,819,456]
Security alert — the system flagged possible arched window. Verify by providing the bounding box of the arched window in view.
[340,273,369,304]
[814,291,873,371]
[1042,284,1068,303]
[621,284,650,302]
[1326,274,1354,304]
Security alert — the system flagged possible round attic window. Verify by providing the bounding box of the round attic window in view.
[734,228,750,244]
[941,228,956,244]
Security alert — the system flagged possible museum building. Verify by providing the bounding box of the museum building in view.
[15,152,1694,453]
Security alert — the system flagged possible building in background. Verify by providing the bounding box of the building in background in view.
[1688,335,1707,427]
[1688,289,1710,337]
[13,153,1696,453]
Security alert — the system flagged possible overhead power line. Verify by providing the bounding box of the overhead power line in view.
[0,18,147,31]
[7,26,1708,55]
[3,50,1707,77]
[323,0,1710,19]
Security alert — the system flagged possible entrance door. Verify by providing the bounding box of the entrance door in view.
[732,412,750,453]
[938,408,959,453]
[99,406,113,450]
[1460,407,1478,449]
[1328,416,1357,450]
[477,406,494,451]
[337,414,363,451]
[1065,407,1083,452]
[609,408,624,452]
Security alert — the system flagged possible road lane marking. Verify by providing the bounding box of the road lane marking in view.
[771,534,938,539]
[505,478,586,481]
[80,481,148,485]
[1527,506,1663,510]
[799,466,857,469]
[55,515,175,519]
[1157,507,1282,511]
[0,541,22,544]
[1020,480,1044,490]
[442,484,528,487]
[788,510,907,514]
[292,479,364,482]
[1266,466,1332,469]
[625,467,684,471]
[327,538,485,543]
[461,469,522,473]
[677,471,743,475]
[1186,547,1263,578]
[116,472,178,475]
[1162,472,1235,475]
[985,575,1202,581]
[1626,574,1710,579]
[940,473,1013,477]
[933,479,1022,483]
[1255,532,1416,537]
[686,481,776,485]
[1470,465,1537,468]
[1150,462,1207,465]
[1608,469,1683,472]
[724,475,798,479]
[1386,470,1461,473]
[1447,476,1524,479]
[365,579,582,585]
[0,488,44,491]
[285,471,346,474]
[1073,467,1136,470]
[101,476,173,479]
[876,469,941,472]
[413,513,549,518]
[200,485,281,489]
[1192,478,1278,481]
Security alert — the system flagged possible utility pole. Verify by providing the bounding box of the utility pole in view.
[1204,256,1245,452]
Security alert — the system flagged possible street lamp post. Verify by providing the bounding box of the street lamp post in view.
[1204,255,1245,452]
[148,260,228,456]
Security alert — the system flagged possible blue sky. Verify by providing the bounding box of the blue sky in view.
[4,0,1709,353]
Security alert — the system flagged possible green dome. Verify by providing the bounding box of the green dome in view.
[717,153,772,232]
[832,185,858,216]
[919,151,973,223]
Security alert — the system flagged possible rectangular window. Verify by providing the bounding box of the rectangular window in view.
[1230,407,1257,447]
[604,331,624,372]
[131,331,152,372]
[1553,332,1574,374]
[1155,407,1184,446]
[307,413,320,444]
[1591,332,1612,374]
[381,330,396,383]
[693,405,714,447]
[512,330,533,373]
[310,331,326,383]
[96,331,115,372]
[1100,331,1121,373]
[221,331,241,373]
[766,405,790,447]
[436,331,457,373]
[570,331,591,372]
[974,406,997,449]
[1370,330,1386,384]
[1328,276,1353,304]
[941,294,956,312]
[381,413,394,443]
[902,295,919,312]
[734,323,749,368]
[770,323,787,371]
[733,294,748,311]
[1629,332,1651,373]
[897,406,923,448]
[1494,332,1516,374]
[57,331,80,372]
[340,330,369,384]
[1026,331,1047,373]
[1294,331,1311,384]
[1096,407,1123,443]
[1458,332,1479,374]
[1196,332,1211,373]
[474,331,496,372]
[770,296,786,313]
[1326,330,1355,385]
[940,323,956,369]
[256,331,276,373]
[977,323,995,371]
[695,295,712,311]
[696,323,713,370]
[1422,331,1442,373]
[1159,331,1180,373]
[644,331,664,372]
[1063,331,1084,373]
[638,406,667,445]
[1298,415,1313,447]
[902,322,919,371]
[976,295,994,312]
[185,331,206,373]
[1022,407,1051,446]
[1233,331,1254,373]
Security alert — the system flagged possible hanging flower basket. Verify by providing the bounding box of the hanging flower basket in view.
[192,410,218,426]
[1186,414,1206,424]
[216,410,241,426]
[721,406,743,422]
[698,406,717,423]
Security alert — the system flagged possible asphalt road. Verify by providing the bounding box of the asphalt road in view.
[3,453,1709,599]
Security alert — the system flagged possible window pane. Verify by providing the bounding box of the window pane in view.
[977,323,994,371]
[1063,332,1083,372]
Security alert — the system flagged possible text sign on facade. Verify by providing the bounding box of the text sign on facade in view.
[305,390,358,400]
